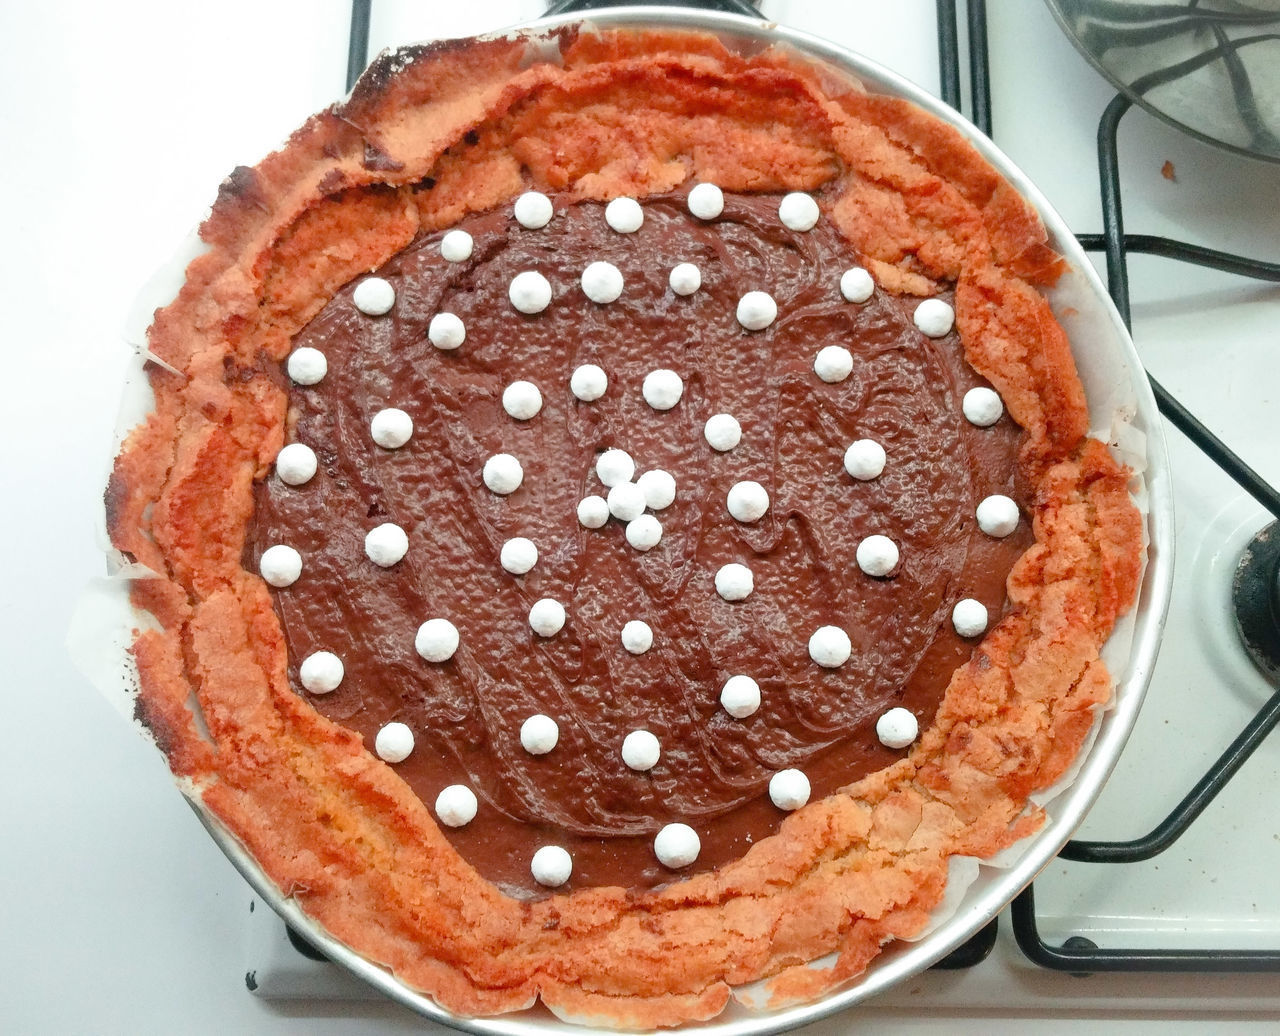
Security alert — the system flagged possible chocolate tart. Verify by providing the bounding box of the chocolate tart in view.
[106,16,1150,1030]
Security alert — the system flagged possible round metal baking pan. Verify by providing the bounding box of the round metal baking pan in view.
[186,6,1176,1032]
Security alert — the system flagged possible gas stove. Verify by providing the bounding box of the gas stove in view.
[16,0,1279,1032]
[239,1,1280,1027]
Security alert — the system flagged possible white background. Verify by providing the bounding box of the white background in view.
[4,1,1278,1033]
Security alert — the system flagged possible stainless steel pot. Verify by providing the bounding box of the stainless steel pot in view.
[184,6,1175,1032]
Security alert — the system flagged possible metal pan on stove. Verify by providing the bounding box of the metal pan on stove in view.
[163,5,1176,1032]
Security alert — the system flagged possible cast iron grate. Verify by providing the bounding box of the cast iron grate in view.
[320,0,1280,979]
[936,0,1280,974]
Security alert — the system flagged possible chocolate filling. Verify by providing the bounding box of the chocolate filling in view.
[251,191,1032,897]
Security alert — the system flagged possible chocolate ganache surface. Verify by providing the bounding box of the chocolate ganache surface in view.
[251,190,1032,897]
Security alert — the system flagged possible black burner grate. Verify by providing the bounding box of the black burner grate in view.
[328,0,1280,980]
[935,0,1280,975]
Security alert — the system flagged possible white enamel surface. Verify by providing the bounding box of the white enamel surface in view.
[50,3,1235,1034]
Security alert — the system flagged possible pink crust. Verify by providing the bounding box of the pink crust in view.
[107,26,1141,1027]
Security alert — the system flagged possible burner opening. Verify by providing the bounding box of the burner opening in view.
[1232,521,1280,684]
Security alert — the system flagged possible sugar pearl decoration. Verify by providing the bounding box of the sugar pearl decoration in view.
[287,347,327,386]
[578,495,610,529]
[714,563,754,602]
[365,523,409,567]
[778,191,821,231]
[531,845,572,887]
[502,380,543,421]
[596,449,635,488]
[626,515,663,551]
[509,271,552,314]
[654,823,700,869]
[605,196,644,233]
[687,182,724,220]
[914,298,955,337]
[840,267,875,303]
[844,439,886,480]
[736,291,777,331]
[621,730,661,772]
[483,453,524,495]
[607,481,647,522]
[621,620,653,654]
[814,345,854,384]
[642,369,684,411]
[976,495,1020,537]
[521,713,559,754]
[769,769,811,811]
[415,618,459,662]
[513,190,553,229]
[877,707,920,749]
[352,277,396,315]
[428,312,465,350]
[952,598,989,638]
[299,651,344,694]
[963,386,1004,427]
[727,481,770,523]
[570,364,608,402]
[435,785,478,828]
[704,414,742,452]
[529,598,567,637]
[371,408,413,449]
[637,469,676,510]
[720,675,761,718]
[809,626,851,668]
[581,261,624,304]
[440,229,473,262]
[856,535,900,577]
[259,545,302,588]
[500,537,538,575]
[375,722,414,763]
[275,443,317,486]
[669,262,702,296]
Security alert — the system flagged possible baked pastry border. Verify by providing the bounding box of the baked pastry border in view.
[105,23,1144,1029]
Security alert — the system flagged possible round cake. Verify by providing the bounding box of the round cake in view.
[106,23,1143,1028]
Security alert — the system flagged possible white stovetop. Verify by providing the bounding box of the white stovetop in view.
[6,1,1279,1033]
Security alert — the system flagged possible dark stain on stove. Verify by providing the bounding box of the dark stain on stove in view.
[245,971,258,991]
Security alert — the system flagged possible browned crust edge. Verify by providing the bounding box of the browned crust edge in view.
[105,27,1143,1029]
